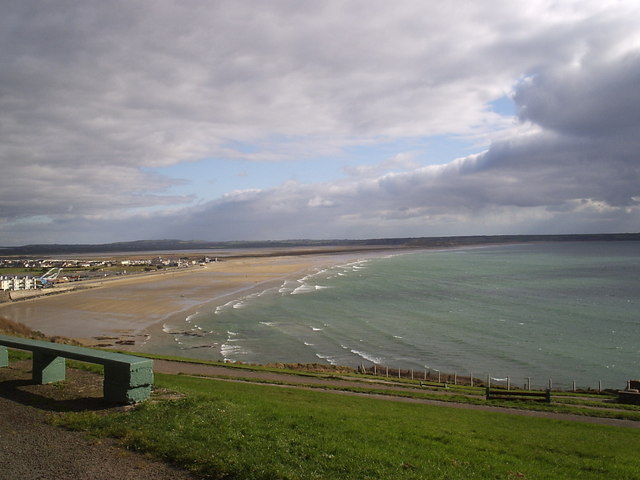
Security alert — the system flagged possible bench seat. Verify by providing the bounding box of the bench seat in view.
[485,386,551,403]
[0,334,153,404]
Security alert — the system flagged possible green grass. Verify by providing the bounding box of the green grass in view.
[56,373,640,480]
[0,267,40,275]
[9,346,638,420]
[7,349,31,361]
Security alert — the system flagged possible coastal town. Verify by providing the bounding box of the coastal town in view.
[0,255,217,294]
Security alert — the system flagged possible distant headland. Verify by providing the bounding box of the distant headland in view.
[1,232,639,256]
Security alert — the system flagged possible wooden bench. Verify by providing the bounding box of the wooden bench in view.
[617,390,640,405]
[0,334,153,404]
[486,386,551,403]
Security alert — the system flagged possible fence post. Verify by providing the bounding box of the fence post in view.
[454,372,457,385]
[373,364,377,376]
[424,368,427,381]
[572,380,576,392]
[386,366,389,377]
[470,373,473,387]
[548,378,552,390]
[526,377,531,390]
[598,380,601,393]
[398,367,401,379]
[507,376,510,390]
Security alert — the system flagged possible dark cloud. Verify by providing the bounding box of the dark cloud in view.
[1,1,639,244]
[166,44,640,241]
[515,53,640,138]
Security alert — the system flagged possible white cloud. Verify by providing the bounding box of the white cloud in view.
[344,153,420,178]
[308,196,337,208]
[1,1,639,244]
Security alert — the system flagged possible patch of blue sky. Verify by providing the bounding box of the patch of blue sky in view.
[489,94,517,116]
[223,140,260,154]
[343,135,480,169]
[146,159,275,203]
[145,155,344,204]
[147,134,482,204]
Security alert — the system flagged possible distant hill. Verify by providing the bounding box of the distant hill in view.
[1,233,639,256]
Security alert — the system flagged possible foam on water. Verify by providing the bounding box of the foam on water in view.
[221,343,245,358]
[153,242,640,389]
[292,284,317,295]
[162,323,176,334]
[278,280,299,294]
[315,353,338,365]
[350,349,384,364]
[215,300,236,314]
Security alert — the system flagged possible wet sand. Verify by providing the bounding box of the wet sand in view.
[0,253,367,349]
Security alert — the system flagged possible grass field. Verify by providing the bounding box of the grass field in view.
[56,372,640,480]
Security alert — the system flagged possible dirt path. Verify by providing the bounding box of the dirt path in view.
[154,359,640,429]
[0,397,201,480]
[0,362,198,480]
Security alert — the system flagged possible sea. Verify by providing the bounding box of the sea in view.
[155,241,640,390]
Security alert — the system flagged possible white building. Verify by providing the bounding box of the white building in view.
[0,276,38,291]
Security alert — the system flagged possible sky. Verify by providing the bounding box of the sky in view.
[1,1,639,245]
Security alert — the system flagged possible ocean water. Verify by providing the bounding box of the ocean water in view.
[157,242,640,390]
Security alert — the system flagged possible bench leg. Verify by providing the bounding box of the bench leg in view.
[0,346,7,367]
[103,363,153,404]
[33,352,66,384]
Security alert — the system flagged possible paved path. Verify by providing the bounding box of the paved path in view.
[154,359,640,429]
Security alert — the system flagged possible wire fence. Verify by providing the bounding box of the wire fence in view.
[355,363,611,392]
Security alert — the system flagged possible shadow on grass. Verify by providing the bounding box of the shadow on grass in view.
[0,368,119,413]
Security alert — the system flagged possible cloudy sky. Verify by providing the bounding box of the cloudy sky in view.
[1,1,639,245]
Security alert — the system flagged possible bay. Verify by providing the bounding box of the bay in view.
[159,241,640,390]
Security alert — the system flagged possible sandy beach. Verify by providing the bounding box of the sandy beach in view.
[0,251,373,351]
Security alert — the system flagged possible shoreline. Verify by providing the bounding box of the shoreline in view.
[137,249,401,356]
[2,241,638,390]
[0,248,391,351]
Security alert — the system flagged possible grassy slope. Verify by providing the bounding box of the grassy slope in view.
[57,373,640,480]
[3,318,638,479]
